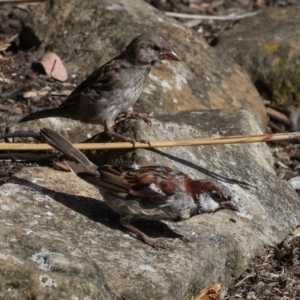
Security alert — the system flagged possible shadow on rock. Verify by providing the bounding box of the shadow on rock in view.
[13,176,180,240]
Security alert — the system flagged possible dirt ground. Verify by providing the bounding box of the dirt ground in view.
[1,1,300,299]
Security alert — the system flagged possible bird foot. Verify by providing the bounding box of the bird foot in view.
[105,128,151,147]
[121,220,168,249]
[127,232,169,249]
[115,110,152,125]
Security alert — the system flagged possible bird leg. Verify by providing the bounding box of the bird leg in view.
[115,110,152,125]
[104,120,150,146]
[120,216,168,249]
[150,220,191,243]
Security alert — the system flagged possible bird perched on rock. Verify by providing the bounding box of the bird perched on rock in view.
[20,33,180,144]
[40,127,239,249]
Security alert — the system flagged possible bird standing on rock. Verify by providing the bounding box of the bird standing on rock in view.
[20,33,180,144]
[40,127,239,249]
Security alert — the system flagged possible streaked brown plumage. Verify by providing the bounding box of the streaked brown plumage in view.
[20,33,180,144]
[40,128,239,249]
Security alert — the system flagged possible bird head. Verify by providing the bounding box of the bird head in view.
[125,33,180,65]
[192,180,239,214]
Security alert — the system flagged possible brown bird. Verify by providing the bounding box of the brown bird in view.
[40,128,239,249]
[20,33,180,144]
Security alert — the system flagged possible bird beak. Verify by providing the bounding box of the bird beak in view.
[161,48,180,61]
[220,201,240,212]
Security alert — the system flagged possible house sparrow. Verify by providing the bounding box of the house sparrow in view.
[20,33,180,145]
[40,128,239,249]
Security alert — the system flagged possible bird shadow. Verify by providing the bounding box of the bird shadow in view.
[14,176,119,227]
[13,177,174,239]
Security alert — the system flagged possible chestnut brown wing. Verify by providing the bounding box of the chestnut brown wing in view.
[76,165,187,206]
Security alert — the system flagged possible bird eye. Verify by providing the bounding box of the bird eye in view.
[211,191,223,201]
[152,45,160,51]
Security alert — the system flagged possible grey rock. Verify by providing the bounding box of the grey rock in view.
[0,222,116,299]
[0,109,298,299]
[217,6,300,107]
[0,115,103,143]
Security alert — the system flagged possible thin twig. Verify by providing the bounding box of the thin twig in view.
[0,132,299,151]
[165,11,259,20]
[268,120,285,133]
[266,107,291,126]
[235,274,256,287]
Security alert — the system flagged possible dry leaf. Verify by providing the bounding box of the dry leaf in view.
[40,51,68,82]
[16,2,41,11]
[191,284,221,300]
[53,161,71,171]
[23,91,38,98]
[23,87,51,102]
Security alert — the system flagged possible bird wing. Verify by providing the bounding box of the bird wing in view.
[76,165,187,207]
[60,57,125,108]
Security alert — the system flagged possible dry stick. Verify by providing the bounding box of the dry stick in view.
[0,132,299,151]
[268,121,285,133]
[165,11,259,20]
[266,107,291,126]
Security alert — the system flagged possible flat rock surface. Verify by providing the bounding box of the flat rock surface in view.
[0,181,116,300]
[0,109,298,299]
[0,115,103,143]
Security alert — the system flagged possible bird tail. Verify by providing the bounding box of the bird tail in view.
[19,108,62,123]
[40,128,99,175]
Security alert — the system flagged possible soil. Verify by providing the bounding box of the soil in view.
[1,1,300,299]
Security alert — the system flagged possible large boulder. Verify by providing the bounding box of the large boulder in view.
[0,109,298,299]
[217,7,300,107]
[0,214,116,299]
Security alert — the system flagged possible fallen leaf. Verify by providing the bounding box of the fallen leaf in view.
[40,51,68,81]
[191,284,221,300]
[53,161,71,171]
[23,87,51,102]
[23,91,38,98]
[16,2,41,11]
